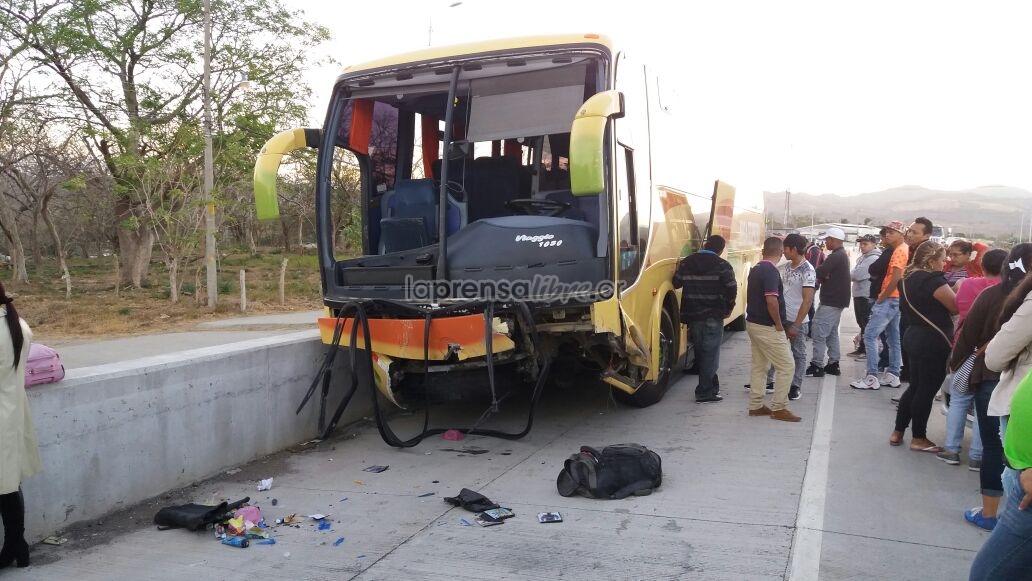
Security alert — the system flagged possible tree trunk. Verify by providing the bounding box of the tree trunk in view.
[118,226,155,288]
[41,198,71,298]
[279,258,288,305]
[31,211,42,272]
[168,257,179,304]
[194,266,203,305]
[247,222,258,256]
[279,216,292,253]
[0,208,29,284]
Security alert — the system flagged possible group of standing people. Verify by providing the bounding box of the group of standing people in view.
[675,221,1032,577]
[674,226,855,422]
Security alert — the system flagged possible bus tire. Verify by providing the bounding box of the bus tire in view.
[613,304,679,408]
[726,313,746,332]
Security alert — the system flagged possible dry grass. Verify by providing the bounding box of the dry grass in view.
[4,250,325,342]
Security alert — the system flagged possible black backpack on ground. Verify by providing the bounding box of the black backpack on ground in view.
[154,496,250,531]
[556,444,662,499]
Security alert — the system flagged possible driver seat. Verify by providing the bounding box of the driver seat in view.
[468,156,521,221]
[540,189,587,222]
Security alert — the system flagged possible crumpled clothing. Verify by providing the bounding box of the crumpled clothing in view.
[444,488,499,512]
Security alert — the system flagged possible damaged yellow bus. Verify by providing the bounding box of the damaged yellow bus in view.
[253,34,763,445]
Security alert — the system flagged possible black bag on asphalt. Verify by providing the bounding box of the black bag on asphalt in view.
[154,496,250,531]
[556,444,662,499]
[443,488,500,512]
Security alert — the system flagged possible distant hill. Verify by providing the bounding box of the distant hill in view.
[764,186,1032,239]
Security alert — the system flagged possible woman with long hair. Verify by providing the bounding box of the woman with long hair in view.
[948,244,1032,531]
[971,244,1032,578]
[890,241,957,451]
[0,281,37,569]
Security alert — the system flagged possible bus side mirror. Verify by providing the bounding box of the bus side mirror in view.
[569,90,624,197]
[253,127,321,220]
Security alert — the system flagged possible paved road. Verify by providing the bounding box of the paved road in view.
[11,314,986,580]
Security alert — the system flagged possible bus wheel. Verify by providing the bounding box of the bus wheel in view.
[726,314,746,332]
[614,305,679,408]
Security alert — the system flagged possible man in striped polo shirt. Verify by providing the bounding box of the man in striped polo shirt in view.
[673,235,737,403]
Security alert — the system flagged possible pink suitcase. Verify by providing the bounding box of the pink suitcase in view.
[25,343,65,386]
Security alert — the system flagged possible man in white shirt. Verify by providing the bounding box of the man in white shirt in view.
[779,233,817,400]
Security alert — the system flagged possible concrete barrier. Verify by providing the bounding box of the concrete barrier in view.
[16,331,371,541]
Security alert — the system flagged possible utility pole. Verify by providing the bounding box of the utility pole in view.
[203,0,217,308]
[783,189,791,230]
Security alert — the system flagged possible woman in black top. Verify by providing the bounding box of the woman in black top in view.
[890,241,958,451]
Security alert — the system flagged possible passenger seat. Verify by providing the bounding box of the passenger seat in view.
[378,179,437,254]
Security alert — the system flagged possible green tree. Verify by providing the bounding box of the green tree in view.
[0,0,328,287]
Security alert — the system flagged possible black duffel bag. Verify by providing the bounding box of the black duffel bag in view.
[556,444,662,499]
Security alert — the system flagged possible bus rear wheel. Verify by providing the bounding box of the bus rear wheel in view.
[613,305,678,408]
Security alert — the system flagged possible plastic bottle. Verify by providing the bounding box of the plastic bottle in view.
[221,536,249,548]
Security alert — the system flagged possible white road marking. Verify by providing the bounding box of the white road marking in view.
[788,373,837,580]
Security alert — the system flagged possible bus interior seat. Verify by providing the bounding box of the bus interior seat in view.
[378,218,428,254]
[468,155,522,221]
[541,189,600,229]
[378,179,436,254]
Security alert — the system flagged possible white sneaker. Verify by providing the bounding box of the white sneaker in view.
[851,374,881,390]
[879,372,901,388]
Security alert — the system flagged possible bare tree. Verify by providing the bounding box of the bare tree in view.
[0,0,329,287]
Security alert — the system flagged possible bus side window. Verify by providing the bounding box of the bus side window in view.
[617,144,641,283]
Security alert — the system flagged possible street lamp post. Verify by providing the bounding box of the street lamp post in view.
[428,2,463,46]
[203,0,217,308]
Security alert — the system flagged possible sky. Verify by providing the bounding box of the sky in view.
[281,0,1032,199]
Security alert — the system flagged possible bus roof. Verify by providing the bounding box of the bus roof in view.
[341,33,614,76]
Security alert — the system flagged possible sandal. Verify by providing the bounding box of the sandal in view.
[889,431,904,446]
[910,439,943,453]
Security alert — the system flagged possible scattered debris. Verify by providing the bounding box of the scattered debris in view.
[257,478,274,491]
[432,480,440,484]
[339,497,348,502]
[318,521,332,531]
[417,492,435,498]
[354,480,365,486]
[221,536,249,548]
[362,465,389,473]
[41,536,68,546]
[475,514,503,527]
[255,538,276,545]
[442,429,465,441]
[225,468,242,475]
[424,451,432,455]
[357,554,366,559]
[271,498,278,506]
[308,514,328,520]
[460,518,473,526]
[283,552,291,558]
[276,514,300,525]
[537,512,563,523]
[333,536,346,546]
[441,447,489,455]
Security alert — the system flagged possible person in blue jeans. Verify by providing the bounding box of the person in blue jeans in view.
[852,221,908,391]
[942,385,982,467]
[673,235,737,403]
[969,370,1032,580]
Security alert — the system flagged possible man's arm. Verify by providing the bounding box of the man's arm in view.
[787,287,815,338]
[878,265,903,303]
[816,249,844,282]
[720,261,737,316]
[766,296,784,332]
[671,258,686,290]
